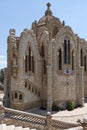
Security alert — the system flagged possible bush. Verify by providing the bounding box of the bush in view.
[66,101,75,111]
[52,104,59,111]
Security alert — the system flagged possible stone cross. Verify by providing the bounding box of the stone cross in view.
[47,3,51,9]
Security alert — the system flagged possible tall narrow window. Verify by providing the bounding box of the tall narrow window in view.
[12,94,13,101]
[32,56,34,73]
[15,92,17,99]
[25,55,27,72]
[44,59,46,74]
[25,81,27,88]
[64,40,67,64]
[80,49,83,66]
[42,43,44,57]
[32,87,34,92]
[68,40,70,64]
[29,47,31,71]
[84,56,86,71]
[19,94,22,100]
[25,56,27,72]
[28,84,31,90]
[38,91,40,97]
[59,49,62,70]
[27,46,35,73]
[72,51,74,70]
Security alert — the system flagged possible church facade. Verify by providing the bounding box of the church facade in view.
[4,3,87,111]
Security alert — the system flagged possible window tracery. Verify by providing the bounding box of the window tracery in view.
[25,46,35,74]
[64,39,70,64]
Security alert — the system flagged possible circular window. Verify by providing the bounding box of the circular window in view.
[64,68,70,74]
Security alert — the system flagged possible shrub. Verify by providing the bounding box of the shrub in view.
[66,101,75,111]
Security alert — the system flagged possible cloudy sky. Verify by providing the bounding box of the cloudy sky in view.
[0,0,87,69]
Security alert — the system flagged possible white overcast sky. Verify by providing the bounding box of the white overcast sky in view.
[0,0,87,69]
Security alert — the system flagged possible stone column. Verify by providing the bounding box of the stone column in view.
[0,102,5,124]
[76,36,84,107]
[45,112,52,130]
[47,39,53,111]
[76,36,80,105]
[47,66,52,111]
[78,66,84,106]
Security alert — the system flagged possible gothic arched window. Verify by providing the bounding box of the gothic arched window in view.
[41,43,44,57]
[32,56,34,73]
[72,51,74,70]
[44,59,46,74]
[25,81,27,88]
[25,46,35,74]
[19,94,22,100]
[80,49,83,66]
[25,55,27,72]
[64,39,71,65]
[59,49,62,70]
[29,47,31,71]
[28,84,31,90]
[84,56,86,71]
[68,40,70,64]
[15,92,17,99]
[64,40,67,64]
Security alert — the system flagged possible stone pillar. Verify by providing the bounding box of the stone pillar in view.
[76,36,80,106]
[0,102,5,124]
[76,36,84,107]
[45,112,52,130]
[78,66,84,106]
[6,29,16,107]
[47,39,53,111]
[47,66,52,111]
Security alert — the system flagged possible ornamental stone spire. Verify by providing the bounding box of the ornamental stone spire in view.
[45,2,53,16]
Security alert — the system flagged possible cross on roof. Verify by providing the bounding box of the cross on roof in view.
[47,3,51,9]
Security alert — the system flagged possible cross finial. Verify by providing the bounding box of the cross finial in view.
[45,2,52,16]
[47,2,51,9]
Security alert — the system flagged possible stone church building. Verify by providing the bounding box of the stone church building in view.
[4,3,87,111]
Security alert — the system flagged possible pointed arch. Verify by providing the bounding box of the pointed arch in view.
[19,29,40,60]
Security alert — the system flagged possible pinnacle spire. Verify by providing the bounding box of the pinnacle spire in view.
[45,2,52,16]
